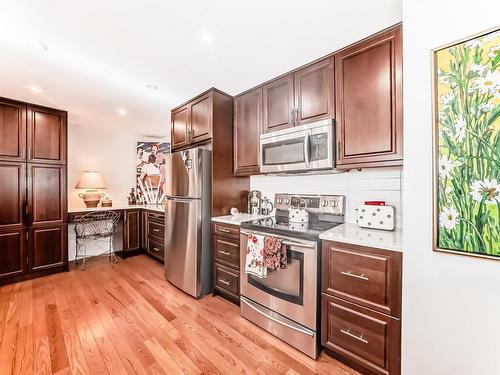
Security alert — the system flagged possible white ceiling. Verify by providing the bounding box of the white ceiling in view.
[0,0,401,137]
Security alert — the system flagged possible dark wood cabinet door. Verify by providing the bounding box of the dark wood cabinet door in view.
[335,26,402,168]
[0,162,25,229]
[27,164,67,226]
[233,88,262,175]
[124,209,140,251]
[294,57,334,125]
[0,100,26,162]
[0,228,26,279]
[190,92,212,144]
[262,74,295,133]
[322,294,400,375]
[322,241,402,318]
[171,106,190,150]
[27,105,67,164]
[28,225,67,271]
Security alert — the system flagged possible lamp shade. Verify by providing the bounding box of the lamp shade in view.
[75,171,107,189]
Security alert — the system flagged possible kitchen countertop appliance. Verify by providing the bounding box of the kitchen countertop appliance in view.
[240,193,344,358]
[164,147,212,298]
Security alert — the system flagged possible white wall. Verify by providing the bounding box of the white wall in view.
[402,1,500,374]
[250,167,403,227]
[67,123,167,260]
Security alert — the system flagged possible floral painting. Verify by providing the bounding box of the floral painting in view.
[434,28,500,258]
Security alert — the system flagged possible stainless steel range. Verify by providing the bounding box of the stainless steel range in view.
[240,193,344,358]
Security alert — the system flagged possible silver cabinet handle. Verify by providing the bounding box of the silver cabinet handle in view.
[290,109,294,125]
[218,250,231,255]
[152,247,160,252]
[340,328,368,344]
[295,108,299,125]
[218,227,230,233]
[152,228,161,232]
[218,278,231,285]
[340,271,369,281]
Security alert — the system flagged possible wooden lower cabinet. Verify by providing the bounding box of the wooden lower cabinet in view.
[123,209,141,253]
[28,225,67,272]
[212,223,240,305]
[322,240,401,375]
[0,227,26,279]
[322,294,400,375]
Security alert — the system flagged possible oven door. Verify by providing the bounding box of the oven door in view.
[259,119,334,173]
[240,230,318,330]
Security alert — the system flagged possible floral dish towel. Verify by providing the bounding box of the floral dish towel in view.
[263,236,287,271]
[245,233,267,278]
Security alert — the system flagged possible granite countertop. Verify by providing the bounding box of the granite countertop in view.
[68,204,165,213]
[319,223,403,252]
[211,213,273,226]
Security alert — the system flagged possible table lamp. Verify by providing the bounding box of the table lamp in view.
[75,171,107,208]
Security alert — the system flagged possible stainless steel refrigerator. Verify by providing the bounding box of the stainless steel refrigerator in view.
[164,147,212,298]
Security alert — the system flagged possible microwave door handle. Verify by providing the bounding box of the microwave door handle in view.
[304,131,311,168]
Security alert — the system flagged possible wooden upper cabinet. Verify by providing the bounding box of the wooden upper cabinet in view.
[0,100,26,162]
[0,162,25,229]
[190,93,212,143]
[27,105,67,164]
[233,88,262,175]
[171,106,190,149]
[335,26,402,168]
[172,106,190,149]
[294,57,334,125]
[262,74,295,133]
[27,164,67,226]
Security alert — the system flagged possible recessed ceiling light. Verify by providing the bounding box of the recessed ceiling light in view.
[29,86,43,93]
[201,32,213,44]
[146,84,159,91]
[117,108,127,116]
[31,41,48,51]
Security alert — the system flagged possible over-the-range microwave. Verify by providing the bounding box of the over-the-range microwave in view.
[259,119,336,174]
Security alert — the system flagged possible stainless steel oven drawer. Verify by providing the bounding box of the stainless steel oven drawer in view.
[241,296,318,359]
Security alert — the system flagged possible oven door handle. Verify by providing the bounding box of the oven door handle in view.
[241,297,315,337]
[240,230,316,249]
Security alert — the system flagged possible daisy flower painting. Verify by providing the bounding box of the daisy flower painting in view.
[433,27,500,258]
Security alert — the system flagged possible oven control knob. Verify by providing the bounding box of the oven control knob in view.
[331,200,337,207]
[285,199,290,204]
[277,198,283,204]
[322,201,328,207]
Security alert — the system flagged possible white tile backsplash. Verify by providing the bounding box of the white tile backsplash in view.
[250,167,403,228]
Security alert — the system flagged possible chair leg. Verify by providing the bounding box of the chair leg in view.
[110,238,118,263]
[81,243,87,271]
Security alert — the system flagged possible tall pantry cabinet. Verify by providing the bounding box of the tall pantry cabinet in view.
[0,97,68,285]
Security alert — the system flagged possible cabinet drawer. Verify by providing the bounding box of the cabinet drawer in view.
[322,241,402,317]
[148,220,164,241]
[213,235,239,268]
[322,294,400,375]
[213,223,239,239]
[147,236,164,261]
[214,264,239,297]
[147,211,165,224]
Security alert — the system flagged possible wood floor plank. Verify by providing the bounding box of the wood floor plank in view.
[0,255,359,375]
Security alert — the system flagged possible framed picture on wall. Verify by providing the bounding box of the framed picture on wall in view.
[136,142,170,204]
[432,27,499,259]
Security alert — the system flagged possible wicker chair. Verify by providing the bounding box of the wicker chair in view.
[74,210,120,270]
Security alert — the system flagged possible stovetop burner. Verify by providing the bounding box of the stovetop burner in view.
[241,216,343,241]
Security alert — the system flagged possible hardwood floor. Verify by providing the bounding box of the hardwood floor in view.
[0,255,359,374]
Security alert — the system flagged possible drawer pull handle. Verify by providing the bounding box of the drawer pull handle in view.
[152,228,161,232]
[340,328,368,344]
[218,250,231,255]
[340,271,369,281]
[152,247,160,252]
[218,278,231,286]
[218,228,231,233]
